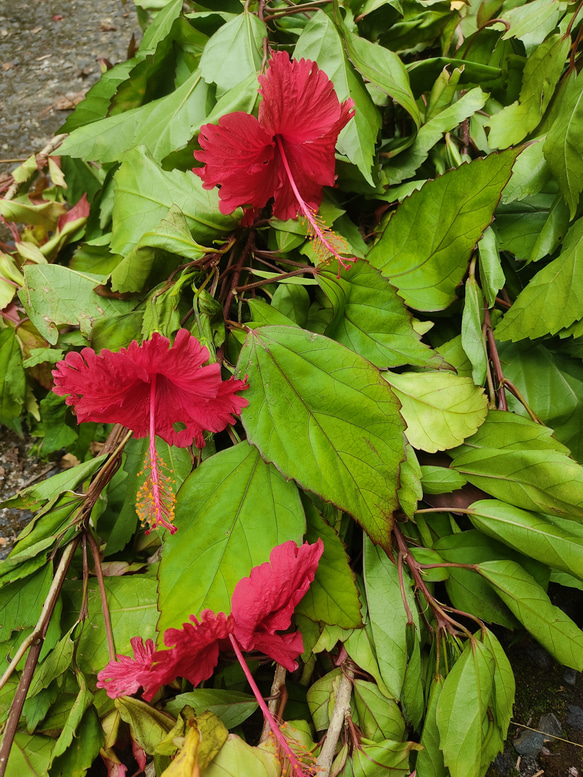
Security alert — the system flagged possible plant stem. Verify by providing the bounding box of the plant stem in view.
[315,662,354,777]
[228,635,309,776]
[86,532,116,662]
[260,664,288,743]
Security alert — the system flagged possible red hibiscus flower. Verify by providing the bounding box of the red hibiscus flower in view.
[52,330,248,532]
[97,539,323,699]
[194,51,356,273]
[97,539,323,777]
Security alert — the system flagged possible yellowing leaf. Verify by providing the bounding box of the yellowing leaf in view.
[384,371,488,452]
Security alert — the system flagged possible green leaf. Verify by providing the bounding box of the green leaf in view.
[0,564,52,643]
[482,628,514,737]
[468,499,583,581]
[200,13,265,92]
[449,416,583,520]
[111,147,240,255]
[296,501,362,628]
[48,706,103,777]
[5,732,54,777]
[545,69,583,218]
[436,637,495,777]
[294,11,381,185]
[335,17,420,126]
[164,690,258,729]
[158,441,305,634]
[384,371,488,453]
[116,697,175,755]
[352,680,406,742]
[247,299,298,329]
[420,466,467,495]
[434,531,519,628]
[204,734,280,777]
[49,674,94,762]
[236,326,405,548]
[398,444,423,519]
[0,328,25,429]
[62,576,158,675]
[495,217,583,341]
[110,205,209,292]
[488,34,570,149]
[318,260,440,369]
[367,149,520,311]
[58,68,212,164]
[416,675,447,777]
[386,88,487,185]
[352,738,421,776]
[364,536,417,699]
[19,265,132,345]
[59,59,136,132]
[478,227,505,308]
[272,284,310,327]
[139,0,184,56]
[461,266,487,385]
[497,341,583,462]
[478,560,583,669]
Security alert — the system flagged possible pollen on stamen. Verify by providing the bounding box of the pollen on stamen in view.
[265,729,322,777]
[136,451,177,535]
[302,210,356,278]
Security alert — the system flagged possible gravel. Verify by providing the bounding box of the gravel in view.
[0,0,141,174]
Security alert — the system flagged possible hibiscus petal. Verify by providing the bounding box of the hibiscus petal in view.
[96,636,156,698]
[52,330,248,448]
[258,52,354,146]
[194,112,278,215]
[231,539,324,656]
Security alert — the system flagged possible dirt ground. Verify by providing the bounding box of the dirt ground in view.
[0,0,140,173]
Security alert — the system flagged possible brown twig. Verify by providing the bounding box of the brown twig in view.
[222,231,256,317]
[315,661,354,776]
[87,532,116,662]
[483,305,508,411]
[259,664,288,743]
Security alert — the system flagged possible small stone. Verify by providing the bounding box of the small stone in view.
[538,712,562,739]
[564,667,578,686]
[513,729,546,757]
[567,705,583,731]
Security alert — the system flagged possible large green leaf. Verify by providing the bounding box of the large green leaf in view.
[468,499,583,580]
[19,265,132,345]
[5,732,54,777]
[367,149,520,311]
[236,327,405,547]
[364,537,417,699]
[482,629,515,738]
[296,501,362,628]
[449,411,583,519]
[58,68,211,164]
[294,11,381,185]
[478,560,583,669]
[111,147,239,254]
[461,266,487,386]
[545,69,583,218]
[317,260,439,369]
[200,13,265,92]
[488,34,570,149]
[436,637,495,777]
[158,442,305,634]
[495,217,583,341]
[204,734,280,777]
[384,371,488,453]
[0,564,52,643]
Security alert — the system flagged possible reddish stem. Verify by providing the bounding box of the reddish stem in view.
[228,634,310,776]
